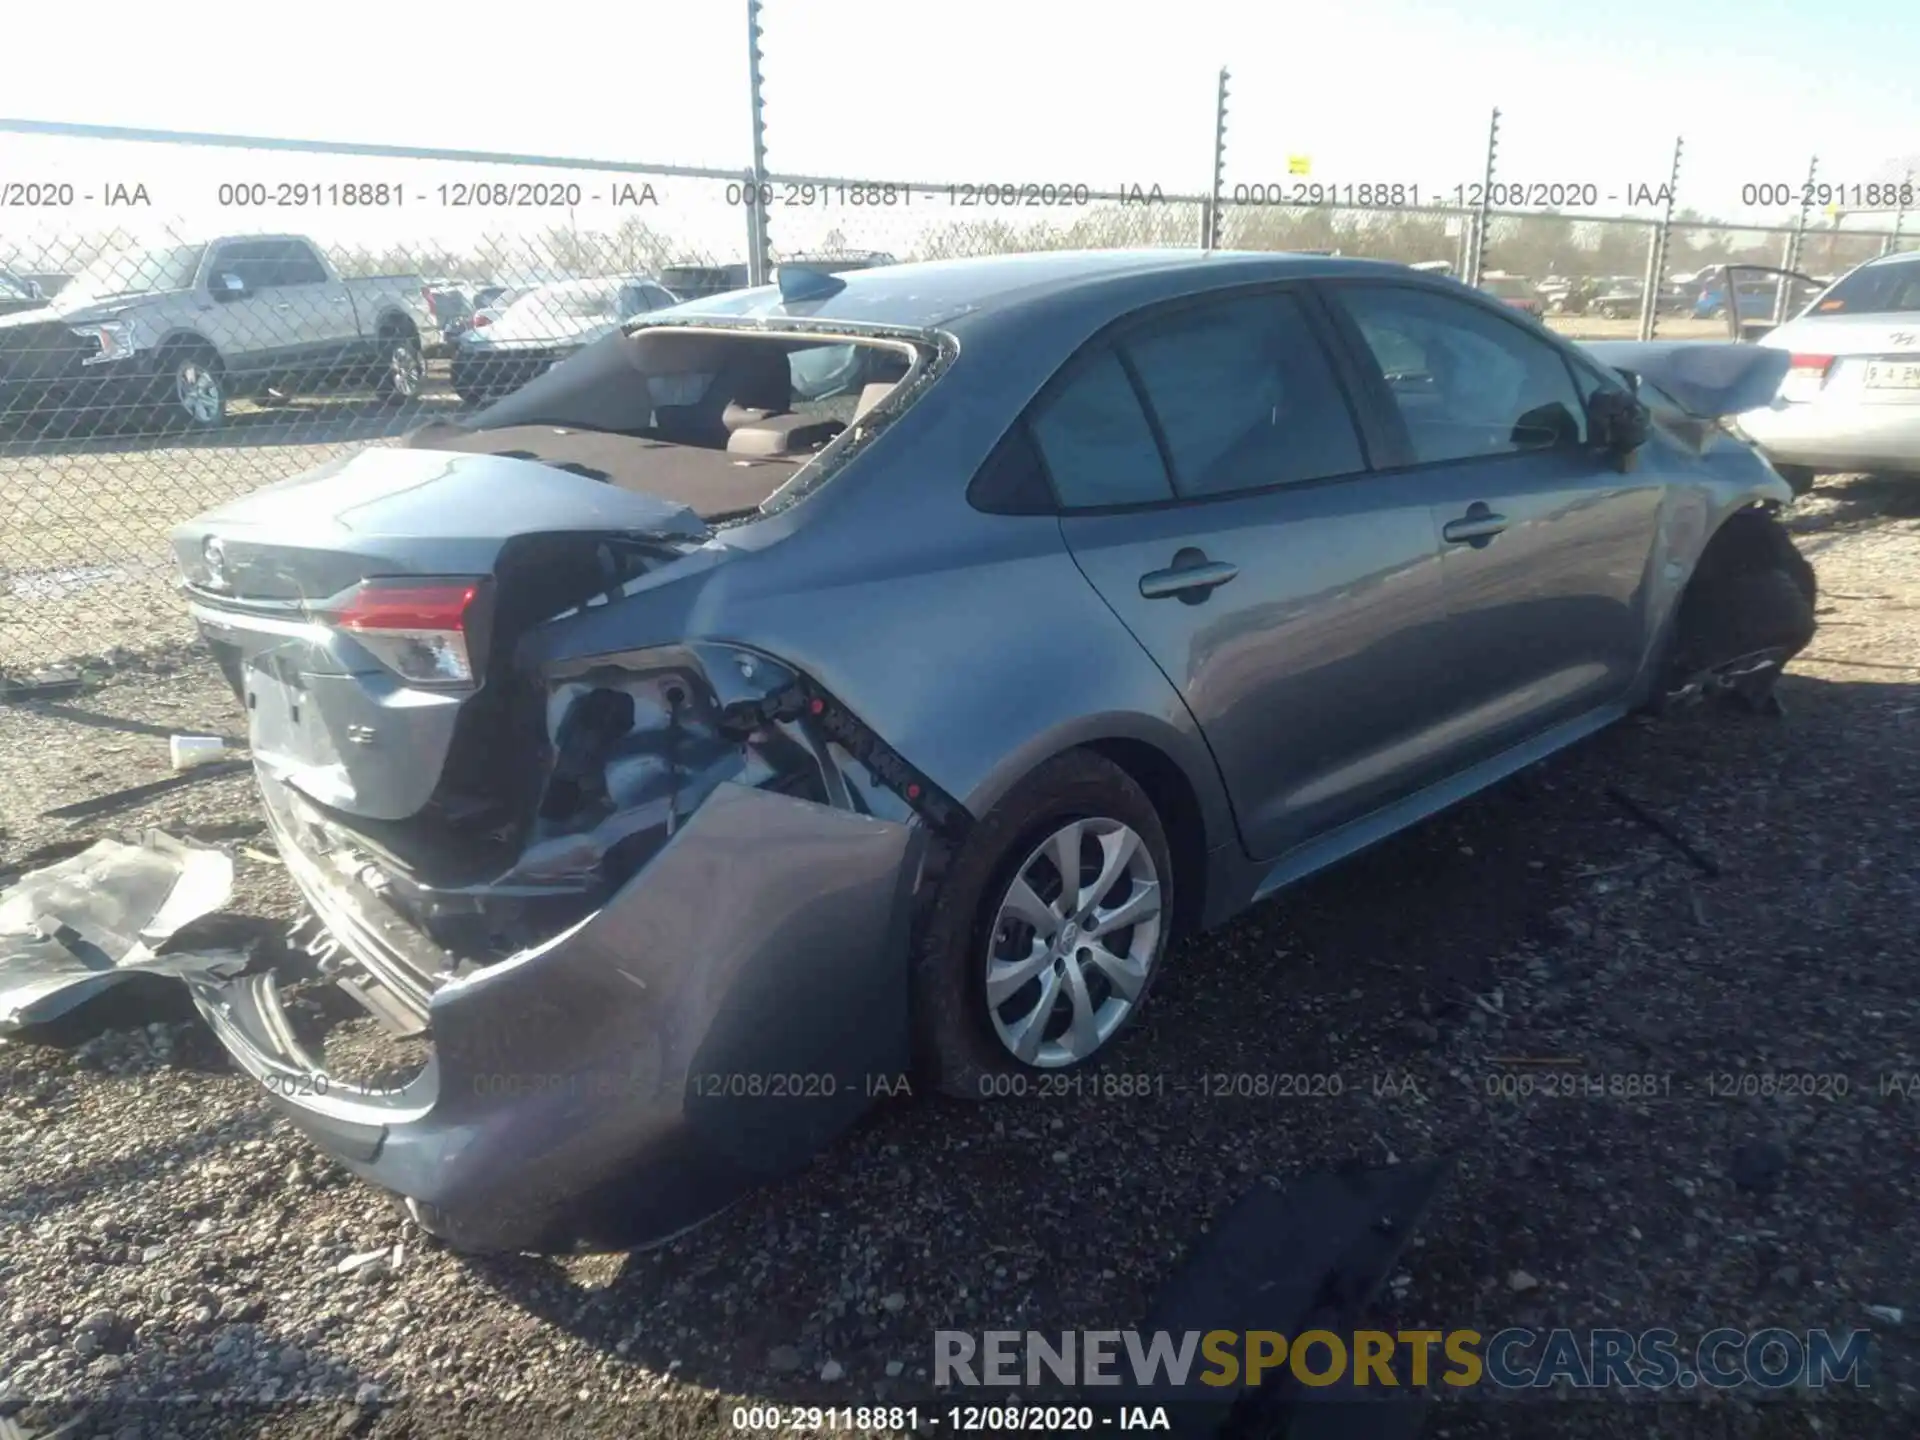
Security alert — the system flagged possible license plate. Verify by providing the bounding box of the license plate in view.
[1864,360,1920,389]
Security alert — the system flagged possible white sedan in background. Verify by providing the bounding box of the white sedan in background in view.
[1735,251,1920,493]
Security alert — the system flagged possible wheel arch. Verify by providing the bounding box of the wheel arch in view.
[1640,499,1815,704]
[961,716,1231,947]
[373,307,421,342]
[152,328,224,365]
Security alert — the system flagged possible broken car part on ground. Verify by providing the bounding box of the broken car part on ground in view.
[0,831,240,1031]
[166,251,1820,1253]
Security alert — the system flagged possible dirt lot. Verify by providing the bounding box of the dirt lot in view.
[2,475,1919,1438]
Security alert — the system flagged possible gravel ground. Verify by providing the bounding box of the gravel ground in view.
[2,475,1919,1439]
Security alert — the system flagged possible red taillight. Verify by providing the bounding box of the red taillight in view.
[328,581,480,686]
[1788,353,1835,377]
[472,313,491,327]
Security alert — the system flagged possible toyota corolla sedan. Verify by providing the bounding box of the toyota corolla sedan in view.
[1732,251,1920,493]
[173,250,1814,1252]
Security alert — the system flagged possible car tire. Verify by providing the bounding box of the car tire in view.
[375,328,425,404]
[913,750,1175,1100]
[1654,510,1816,711]
[156,344,226,432]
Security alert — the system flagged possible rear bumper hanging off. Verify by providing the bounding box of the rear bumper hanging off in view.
[193,778,922,1252]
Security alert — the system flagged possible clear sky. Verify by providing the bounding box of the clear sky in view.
[2,0,1915,259]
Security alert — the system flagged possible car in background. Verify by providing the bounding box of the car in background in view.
[1591,279,1645,320]
[0,234,431,433]
[450,275,679,403]
[659,262,751,300]
[421,281,477,355]
[0,270,45,317]
[1477,272,1542,317]
[1694,278,1777,323]
[465,285,534,334]
[1733,251,1920,493]
[172,249,1813,1253]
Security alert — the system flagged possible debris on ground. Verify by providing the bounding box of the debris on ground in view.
[0,669,90,703]
[0,830,243,1030]
[168,735,230,770]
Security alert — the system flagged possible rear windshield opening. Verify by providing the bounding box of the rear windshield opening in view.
[408,328,929,521]
[1809,257,1920,317]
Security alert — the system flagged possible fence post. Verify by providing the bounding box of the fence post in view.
[744,0,772,285]
[1466,107,1500,286]
[1777,153,1817,324]
[1202,67,1230,250]
[1637,136,1683,341]
[1887,171,1913,257]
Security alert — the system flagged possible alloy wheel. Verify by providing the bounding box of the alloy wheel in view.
[984,817,1163,1068]
[389,343,423,398]
[176,362,222,425]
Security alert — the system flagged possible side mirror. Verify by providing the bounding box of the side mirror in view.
[23,279,42,300]
[215,272,250,301]
[1589,387,1650,469]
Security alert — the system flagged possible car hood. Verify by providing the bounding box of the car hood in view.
[0,306,71,335]
[42,289,192,324]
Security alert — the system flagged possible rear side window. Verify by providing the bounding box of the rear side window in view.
[270,241,329,286]
[1119,292,1365,497]
[1030,350,1174,507]
[1810,258,1920,316]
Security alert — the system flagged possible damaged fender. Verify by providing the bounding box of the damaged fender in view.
[191,782,921,1252]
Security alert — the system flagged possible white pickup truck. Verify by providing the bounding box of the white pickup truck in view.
[0,234,434,432]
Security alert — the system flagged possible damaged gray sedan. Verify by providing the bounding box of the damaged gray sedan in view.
[171,250,1816,1251]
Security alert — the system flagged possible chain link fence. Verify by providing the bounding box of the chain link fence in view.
[2,128,1918,675]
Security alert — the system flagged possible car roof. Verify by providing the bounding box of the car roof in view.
[647,248,1425,334]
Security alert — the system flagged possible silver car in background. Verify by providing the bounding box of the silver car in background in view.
[1735,250,1920,492]
[172,251,1815,1252]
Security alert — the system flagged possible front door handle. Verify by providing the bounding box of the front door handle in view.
[1442,504,1509,545]
[1140,551,1239,601]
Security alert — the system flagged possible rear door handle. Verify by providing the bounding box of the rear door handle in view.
[1442,509,1509,544]
[1139,556,1239,600]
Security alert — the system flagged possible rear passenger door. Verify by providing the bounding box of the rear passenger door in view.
[202,240,290,378]
[264,239,360,378]
[1320,281,1665,765]
[1043,288,1458,862]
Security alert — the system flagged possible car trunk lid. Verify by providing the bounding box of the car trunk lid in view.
[1758,314,1920,405]
[172,444,712,829]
